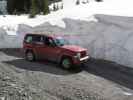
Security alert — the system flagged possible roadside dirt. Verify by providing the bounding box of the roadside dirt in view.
[0,49,133,100]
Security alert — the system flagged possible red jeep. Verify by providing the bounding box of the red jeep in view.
[23,33,89,69]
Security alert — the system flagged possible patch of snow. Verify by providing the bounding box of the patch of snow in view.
[63,0,77,9]
[49,19,66,28]
[49,2,63,11]
[122,92,132,96]
[2,25,18,35]
[0,97,5,100]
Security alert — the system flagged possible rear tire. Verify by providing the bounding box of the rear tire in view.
[61,58,72,69]
[25,51,35,62]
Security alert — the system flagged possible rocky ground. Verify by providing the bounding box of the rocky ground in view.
[0,49,133,100]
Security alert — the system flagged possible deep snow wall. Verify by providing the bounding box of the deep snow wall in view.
[1,14,133,68]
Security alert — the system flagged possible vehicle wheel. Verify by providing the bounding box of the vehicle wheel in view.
[25,51,35,61]
[61,58,72,69]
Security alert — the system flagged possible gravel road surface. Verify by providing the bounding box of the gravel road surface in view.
[0,49,133,100]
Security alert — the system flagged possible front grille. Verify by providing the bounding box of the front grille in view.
[80,51,86,57]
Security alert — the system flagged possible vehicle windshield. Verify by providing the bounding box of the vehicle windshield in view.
[54,37,69,46]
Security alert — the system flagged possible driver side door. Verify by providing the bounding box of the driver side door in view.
[42,37,61,62]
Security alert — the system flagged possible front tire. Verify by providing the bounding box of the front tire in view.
[61,58,72,69]
[25,51,35,61]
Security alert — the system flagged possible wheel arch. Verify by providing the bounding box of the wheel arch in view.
[60,55,73,64]
[25,49,34,54]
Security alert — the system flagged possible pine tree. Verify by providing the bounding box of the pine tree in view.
[76,0,80,5]
[95,0,103,2]
[7,0,15,14]
[53,3,56,11]
[30,0,38,18]
[56,4,59,11]
[86,0,89,3]
[61,3,63,9]
[43,0,50,15]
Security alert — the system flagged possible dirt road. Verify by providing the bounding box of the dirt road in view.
[0,49,133,100]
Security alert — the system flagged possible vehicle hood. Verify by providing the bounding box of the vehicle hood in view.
[61,45,87,52]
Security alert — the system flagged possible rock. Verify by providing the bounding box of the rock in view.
[0,97,5,100]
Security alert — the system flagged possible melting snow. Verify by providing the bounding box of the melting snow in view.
[123,92,132,96]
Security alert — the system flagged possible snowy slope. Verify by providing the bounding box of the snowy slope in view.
[1,0,133,35]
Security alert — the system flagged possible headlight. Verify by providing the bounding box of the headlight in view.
[74,53,81,59]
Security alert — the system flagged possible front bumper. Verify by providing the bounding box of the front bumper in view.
[73,56,90,65]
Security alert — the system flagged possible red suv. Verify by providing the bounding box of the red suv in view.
[23,33,89,69]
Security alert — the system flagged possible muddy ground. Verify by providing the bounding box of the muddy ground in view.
[0,49,133,100]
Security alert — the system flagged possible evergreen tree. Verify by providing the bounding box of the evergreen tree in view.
[86,0,89,3]
[95,0,103,2]
[7,0,31,14]
[43,0,50,15]
[56,4,59,11]
[30,0,38,18]
[53,3,56,11]
[7,0,15,14]
[61,3,63,9]
[76,0,80,5]
[7,0,60,15]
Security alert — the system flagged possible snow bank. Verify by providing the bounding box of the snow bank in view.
[1,14,133,68]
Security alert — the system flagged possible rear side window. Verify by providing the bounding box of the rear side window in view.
[25,35,33,43]
[33,35,43,42]
[24,35,44,44]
